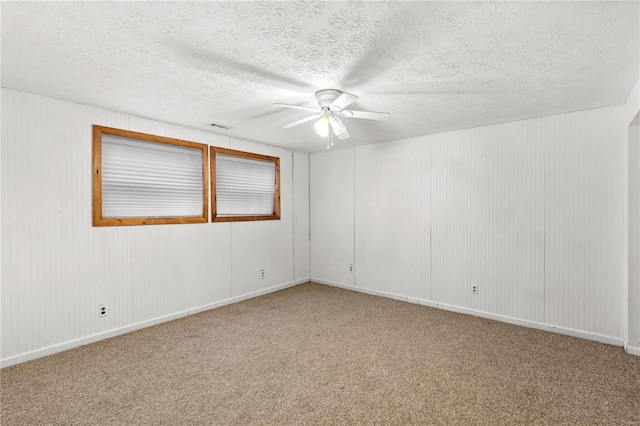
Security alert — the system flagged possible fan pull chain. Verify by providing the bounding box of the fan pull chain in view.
[327,127,335,150]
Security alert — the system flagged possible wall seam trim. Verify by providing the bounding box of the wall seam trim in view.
[128,115,134,324]
[543,119,547,325]
[292,151,296,282]
[230,223,233,298]
[429,217,432,301]
[353,147,356,287]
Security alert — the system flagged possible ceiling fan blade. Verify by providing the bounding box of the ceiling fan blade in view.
[372,90,480,95]
[341,110,390,120]
[283,113,322,129]
[273,103,321,113]
[330,92,358,111]
[336,126,350,140]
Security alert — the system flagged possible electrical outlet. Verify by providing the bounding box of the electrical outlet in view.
[349,264,354,273]
[471,284,478,295]
[260,269,265,279]
[98,304,107,318]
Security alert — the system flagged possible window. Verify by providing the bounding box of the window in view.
[211,147,280,222]
[93,125,209,226]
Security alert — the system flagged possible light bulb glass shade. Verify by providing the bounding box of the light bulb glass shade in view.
[314,116,329,137]
[329,116,347,135]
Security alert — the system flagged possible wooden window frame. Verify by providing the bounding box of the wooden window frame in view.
[211,146,281,222]
[93,125,209,226]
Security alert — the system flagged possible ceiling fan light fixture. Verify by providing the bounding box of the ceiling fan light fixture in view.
[328,116,347,135]
[314,115,329,137]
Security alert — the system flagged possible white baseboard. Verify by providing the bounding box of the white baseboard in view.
[436,302,623,347]
[313,278,624,348]
[626,344,640,356]
[0,311,188,368]
[1,279,308,368]
[189,278,308,315]
[314,279,438,308]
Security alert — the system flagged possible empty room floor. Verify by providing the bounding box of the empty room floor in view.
[2,283,639,425]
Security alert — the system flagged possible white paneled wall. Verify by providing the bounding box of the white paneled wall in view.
[355,140,431,302]
[544,108,624,338]
[2,92,134,358]
[310,148,354,285]
[626,79,640,355]
[311,106,626,344]
[294,151,310,282]
[628,123,640,353]
[429,120,545,322]
[228,138,295,297]
[1,89,310,366]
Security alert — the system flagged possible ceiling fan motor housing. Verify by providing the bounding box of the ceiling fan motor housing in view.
[315,89,343,108]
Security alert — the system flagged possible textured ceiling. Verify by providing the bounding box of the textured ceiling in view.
[2,1,639,152]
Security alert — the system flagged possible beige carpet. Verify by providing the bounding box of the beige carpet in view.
[2,282,639,425]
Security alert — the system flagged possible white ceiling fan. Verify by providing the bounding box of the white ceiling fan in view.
[273,89,390,141]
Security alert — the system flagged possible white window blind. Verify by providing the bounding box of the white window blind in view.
[101,134,203,218]
[216,154,276,216]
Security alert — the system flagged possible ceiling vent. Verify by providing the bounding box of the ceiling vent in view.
[209,123,231,130]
